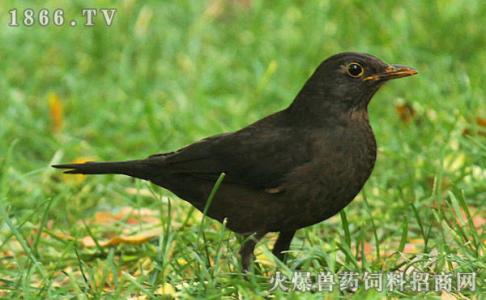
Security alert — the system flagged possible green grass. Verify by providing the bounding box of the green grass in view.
[0,0,485,298]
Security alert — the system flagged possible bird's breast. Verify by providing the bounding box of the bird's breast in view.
[277,123,377,229]
[316,123,376,211]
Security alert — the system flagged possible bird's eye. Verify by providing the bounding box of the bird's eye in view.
[346,63,364,78]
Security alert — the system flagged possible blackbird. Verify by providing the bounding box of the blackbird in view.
[53,52,417,271]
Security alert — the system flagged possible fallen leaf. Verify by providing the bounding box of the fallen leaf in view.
[92,260,117,292]
[473,215,485,230]
[476,117,486,127]
[81,235,98,247]
[462,116,486,137]
[362,242,374,261]
[248,235,280,267]
[92,207,160,225]
[51,230,75,241]
[440,291,457,300]
[177,257,188,266]
[255,247,276,267]
[48,92,63,133]
[402,238,423,254]
[81,228,162,247]
[92,211,119,225]
[395,102,416,124]
[133,257,155,276]
[444,152,466,172]
[155,283,177,298]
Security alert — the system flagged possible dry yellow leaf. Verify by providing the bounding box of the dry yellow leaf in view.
[394,102,416,124]
[91,207,160,225]
[48,92,63,133]
[81,228,162,247]
[255,249,275,267]
[440,291,457,300]
[402,238,424,254]
[463,116,486,137]
[476,117,486,127]
[177,257,188,266]
[155,282,177,297]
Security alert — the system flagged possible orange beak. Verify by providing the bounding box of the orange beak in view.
[365,64,418,81]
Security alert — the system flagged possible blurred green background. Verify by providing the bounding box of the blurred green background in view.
[0,0,484,298]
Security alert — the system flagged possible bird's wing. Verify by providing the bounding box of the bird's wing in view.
[151,123,310,190]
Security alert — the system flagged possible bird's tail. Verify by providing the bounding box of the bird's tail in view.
[52,159,158,180]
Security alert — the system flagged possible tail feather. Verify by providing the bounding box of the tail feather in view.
[52,160,157,180]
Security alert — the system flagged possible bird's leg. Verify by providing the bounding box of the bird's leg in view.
[272,230,296,262]
[239,232,265,272]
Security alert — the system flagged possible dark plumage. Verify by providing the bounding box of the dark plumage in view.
[53,52,417,271]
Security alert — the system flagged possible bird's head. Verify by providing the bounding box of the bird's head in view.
[290,52,417,118]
